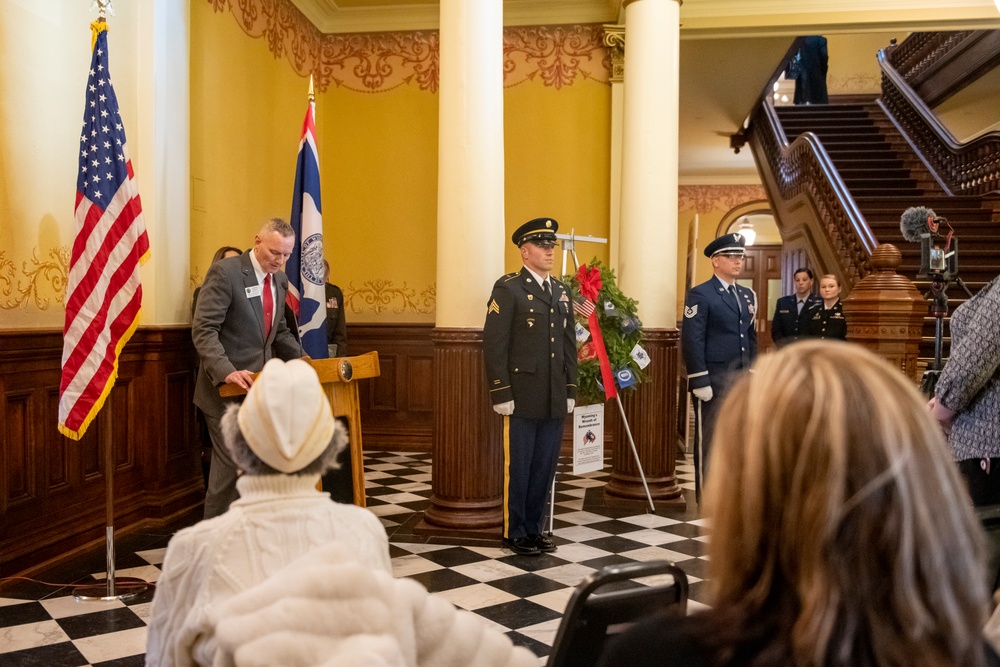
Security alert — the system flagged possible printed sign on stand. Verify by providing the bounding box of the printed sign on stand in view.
[573,403,605,475]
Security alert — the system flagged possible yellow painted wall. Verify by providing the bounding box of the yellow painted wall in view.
[826,31,901,95]
[315,84,439,322]
[189,0,304,286]
[190,5,611,323]
[504,80,612,277]
[934,65,1000,142]
[0,0,141,329]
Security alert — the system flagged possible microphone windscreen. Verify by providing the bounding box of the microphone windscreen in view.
[900,206,935,242]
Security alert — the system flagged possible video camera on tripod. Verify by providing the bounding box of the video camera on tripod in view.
[899,206,971,395]
[899,206,958,280]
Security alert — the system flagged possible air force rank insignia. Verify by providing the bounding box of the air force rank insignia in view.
[488,299,500,315]
[684,305,698,318]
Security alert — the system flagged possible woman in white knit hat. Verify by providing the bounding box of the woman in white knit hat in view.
[146,358,391,667]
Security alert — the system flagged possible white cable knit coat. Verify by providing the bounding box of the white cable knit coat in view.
[145,474,391,667]
[204,542,538,667]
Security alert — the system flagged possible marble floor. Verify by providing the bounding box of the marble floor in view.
[0,451,706,666]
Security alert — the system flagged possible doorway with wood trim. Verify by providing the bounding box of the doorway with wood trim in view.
[718,205,784,353]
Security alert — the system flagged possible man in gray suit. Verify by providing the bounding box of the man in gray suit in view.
[193,218,305,518]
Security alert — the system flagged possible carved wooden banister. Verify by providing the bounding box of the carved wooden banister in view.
[885,31,976,83]
[885,31,1000,107]
[748,98,876,285]
[878,49,1000,196]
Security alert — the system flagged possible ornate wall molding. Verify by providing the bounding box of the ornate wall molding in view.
[678,184,766,214]
[503,25,610,90]
[210,0,609,93]
[828,73,881,94]
[344,279,436,315]
[0,248,70,311]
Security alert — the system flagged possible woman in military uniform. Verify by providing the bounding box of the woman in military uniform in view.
[805,274,846,340]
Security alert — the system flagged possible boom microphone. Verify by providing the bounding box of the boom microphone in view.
[900,206,936,243]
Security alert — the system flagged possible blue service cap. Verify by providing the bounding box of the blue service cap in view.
[704,233,746,258]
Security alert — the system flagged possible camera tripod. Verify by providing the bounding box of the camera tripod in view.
[919,272,973,396]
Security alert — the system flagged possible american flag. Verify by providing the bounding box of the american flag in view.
[285,95,328,358]
[58,21,149,440]
[573,296,595,319]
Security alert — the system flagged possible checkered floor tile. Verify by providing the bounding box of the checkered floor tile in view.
[0,451,705,665]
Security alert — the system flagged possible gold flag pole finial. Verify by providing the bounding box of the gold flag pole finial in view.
[90,0,115,20]
[308,74,315,103]
[89,0,113,50]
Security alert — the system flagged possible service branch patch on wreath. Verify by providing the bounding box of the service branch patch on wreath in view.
[488,299,500,314]
[684,305,698,319]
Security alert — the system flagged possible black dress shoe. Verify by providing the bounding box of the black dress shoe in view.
[501,536,540,556]
[530,534,557,553]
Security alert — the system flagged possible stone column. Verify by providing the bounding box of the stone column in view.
[420,0,505,533]
[842,244,928,383]
[606,0,683,504]
[136,0,191,324]
[603,24,625,272]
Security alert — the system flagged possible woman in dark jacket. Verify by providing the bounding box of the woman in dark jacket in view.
[805,273,846,340]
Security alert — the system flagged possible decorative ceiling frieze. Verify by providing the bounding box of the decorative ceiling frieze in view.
[211,0,609,92]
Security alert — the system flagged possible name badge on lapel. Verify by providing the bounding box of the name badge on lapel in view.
[245,285,263,299]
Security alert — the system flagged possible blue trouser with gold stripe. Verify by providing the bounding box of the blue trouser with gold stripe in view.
[504,416,564,539]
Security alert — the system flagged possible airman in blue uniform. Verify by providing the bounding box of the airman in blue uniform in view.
[771,267,823,347]
[681,233,757,500]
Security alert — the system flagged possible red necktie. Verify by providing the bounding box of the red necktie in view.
[263,273,273,339]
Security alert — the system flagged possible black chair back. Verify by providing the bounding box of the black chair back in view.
[546,560,688,667]
[978,505,1000,590]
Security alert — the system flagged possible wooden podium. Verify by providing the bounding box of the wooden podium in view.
[219,352,380,507]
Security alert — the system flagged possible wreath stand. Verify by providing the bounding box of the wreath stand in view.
[546,232,656,537]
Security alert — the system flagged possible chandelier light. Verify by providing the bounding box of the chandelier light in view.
[737,218,757,246]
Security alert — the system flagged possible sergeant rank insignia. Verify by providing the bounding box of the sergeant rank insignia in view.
[684,305,698,318]
[488,299,500,314]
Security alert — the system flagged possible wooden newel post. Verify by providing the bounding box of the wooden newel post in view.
[842,244,928,382]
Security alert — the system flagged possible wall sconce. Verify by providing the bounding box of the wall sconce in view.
[737,218,756,246]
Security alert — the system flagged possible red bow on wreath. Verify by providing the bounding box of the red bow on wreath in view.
[575,265,617,401]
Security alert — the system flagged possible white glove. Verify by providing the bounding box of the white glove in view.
[567,399,575,414]
[692,386,713,402]
[493,400,514,416]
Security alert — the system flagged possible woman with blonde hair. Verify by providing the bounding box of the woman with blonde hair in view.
[599,340,997,667]
[804,273,847,340]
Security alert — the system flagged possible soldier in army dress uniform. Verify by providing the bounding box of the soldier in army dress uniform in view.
[483,218,578,556]
[804,273,847,340]
[681,233,757,500]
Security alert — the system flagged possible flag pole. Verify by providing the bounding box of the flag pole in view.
[70,0,147,602]
[73,403,147,601]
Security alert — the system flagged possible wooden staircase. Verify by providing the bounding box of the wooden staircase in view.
[775,101,1000,362]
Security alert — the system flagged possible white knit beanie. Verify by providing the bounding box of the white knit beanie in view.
[236,358,335,473]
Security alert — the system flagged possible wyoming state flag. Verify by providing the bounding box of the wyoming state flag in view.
[285,98,328,358]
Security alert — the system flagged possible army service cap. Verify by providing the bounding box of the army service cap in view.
[704,233,746,258]
[512,218,559,247]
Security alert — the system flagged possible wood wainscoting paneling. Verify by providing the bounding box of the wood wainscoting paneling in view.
[0,328,205,582]
[348,324,435,451]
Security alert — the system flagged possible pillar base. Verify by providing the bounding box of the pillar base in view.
[607,329,684,504]
[422,328,504,533]
[584,485,686,514]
